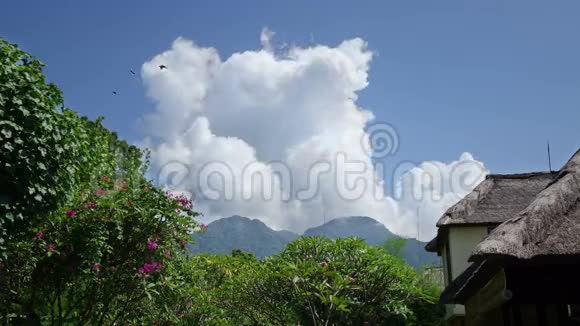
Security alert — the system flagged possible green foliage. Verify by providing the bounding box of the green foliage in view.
[0,38,202,324]
[259,237,441,325]
[383,237,407,258]
[0,160,199,324]
[150,238,444,325]
[0,37,138,260]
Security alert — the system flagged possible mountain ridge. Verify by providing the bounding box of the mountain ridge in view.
[187,215,439,268]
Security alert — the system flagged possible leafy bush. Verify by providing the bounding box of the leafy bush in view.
[0,38,201,323]
[258,237,442,325]
[158,237,444,325]
[0,37,141,259]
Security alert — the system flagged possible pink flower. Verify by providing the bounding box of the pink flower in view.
[139,261,162,274]
[118,183,128,190]
[91,263,101,271]
[200,224,208,231]
[319,261,328,267]
[66,209,76,217]
[164,249,171,258]
[47,244,55,253]
[33,230,44,241]
[86,201,97,209]
[177,312,185,318]
[96,188,106,195]
[147,241,158,251]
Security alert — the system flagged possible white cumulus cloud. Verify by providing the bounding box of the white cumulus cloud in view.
[139,30,488,241]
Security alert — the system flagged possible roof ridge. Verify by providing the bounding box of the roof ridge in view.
[486,171,556,179]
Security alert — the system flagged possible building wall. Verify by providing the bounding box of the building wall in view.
[443,226,491,324]
[448,226,489,280]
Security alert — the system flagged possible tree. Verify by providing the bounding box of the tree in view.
[0,37,124,260]
[383,237,407,258]
[0,38,200,324]
[215,237,444,325]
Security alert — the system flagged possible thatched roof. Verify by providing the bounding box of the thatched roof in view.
[436,172,555,227]
[424,236,438,252]
[471,149,580,261]
[439,259,498,304]
[426,171,555,252]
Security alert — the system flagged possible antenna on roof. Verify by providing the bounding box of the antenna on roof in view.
[547,141,553,172]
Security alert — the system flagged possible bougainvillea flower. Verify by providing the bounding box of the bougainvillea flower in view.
[66,209,76,217]
[164,249,171,258]
[86,201,97,209]
[47,244,55,253]
[147,241,158,251]
[139,261,162,274]
[92,263,101,271]
[200,224,208,231]
[33,230,44,241]
[319,261,328,267]
[96,188,107,195]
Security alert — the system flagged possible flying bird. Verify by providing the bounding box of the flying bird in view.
[129,69,136,75]
[112,91,117,95]
[159,64,167,70]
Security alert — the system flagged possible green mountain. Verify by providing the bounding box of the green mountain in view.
[188,215,440,268]
[303,216,439,268]
[187,215,299,259]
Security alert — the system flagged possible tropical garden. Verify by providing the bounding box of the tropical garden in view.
[0,38,444,325]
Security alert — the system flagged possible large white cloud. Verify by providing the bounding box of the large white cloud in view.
[139,31,488,241]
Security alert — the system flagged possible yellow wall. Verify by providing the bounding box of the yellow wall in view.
[448,226,489,280]
[443,226,490,322]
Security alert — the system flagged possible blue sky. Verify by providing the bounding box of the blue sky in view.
[2,0,579,173]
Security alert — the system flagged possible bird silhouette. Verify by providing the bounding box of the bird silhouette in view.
[129,69,136,75]
[159,64,167,70]
[112,91,117,95]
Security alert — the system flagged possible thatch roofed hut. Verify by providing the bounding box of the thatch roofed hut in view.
[425,172,555,253]
[441,149,580,311]
[471,149,580,261]
[437,172,556,227]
